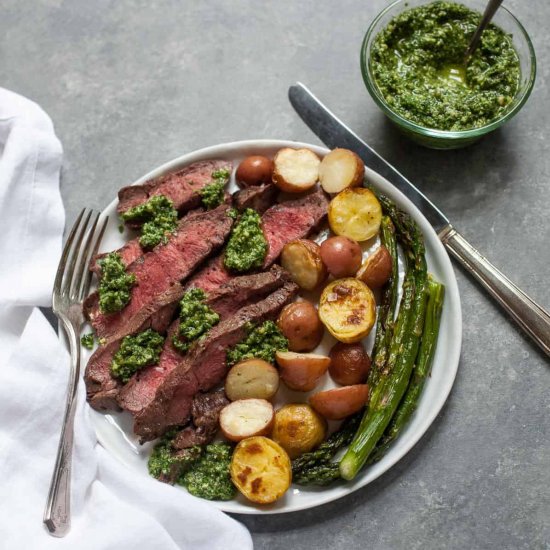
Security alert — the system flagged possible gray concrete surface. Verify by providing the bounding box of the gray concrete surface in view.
[2,0,548,548]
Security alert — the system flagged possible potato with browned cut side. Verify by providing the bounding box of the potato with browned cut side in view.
[225,359,280,401]
[309,384,370,420]
[271,404,327,459]
[275,351,330,392]
[280,239,327,291]
[272,148,321,193]
[230,436,291,504]
[219,399,274,442]
[319,148,365,194]
[319,278,376,343]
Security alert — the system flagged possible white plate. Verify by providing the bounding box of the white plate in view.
[88,139,462,515]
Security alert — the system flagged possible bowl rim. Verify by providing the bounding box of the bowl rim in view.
[360,0,537,139]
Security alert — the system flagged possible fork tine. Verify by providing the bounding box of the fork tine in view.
[53,209,86,295]
[63,209,93,297]
[71,211,100,300]
[80,215,109,300]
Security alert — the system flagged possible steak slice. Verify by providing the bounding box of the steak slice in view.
[185,187,329,293]
[85,302,177,411]
[117,266,290,416]
[133,281,298,441]
[171,390,229,449]
[233,183,278,213]
[117,159,232,219]
[84,204,233,344]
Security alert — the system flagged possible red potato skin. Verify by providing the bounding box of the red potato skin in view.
[277,353,330,392]
[328,342,371,386]
[236,156,274,187]
[357,246,393,289]
[277,301,324,352]
[320,237,363,278]
[309,384,370,420]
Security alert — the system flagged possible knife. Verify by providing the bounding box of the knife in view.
[289,82,550,358]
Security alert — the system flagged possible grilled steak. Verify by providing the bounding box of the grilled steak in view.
[134,281,298,441]
[185,187,328,294]
[85,302,177,411]
[84,204,233,344]
[233,183,278,213]
[117,160,232,220]
[117,266,290,415]
[171,390,229,449]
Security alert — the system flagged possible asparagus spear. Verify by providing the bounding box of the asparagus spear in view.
[368,278,445,465]
[339,206,428,481]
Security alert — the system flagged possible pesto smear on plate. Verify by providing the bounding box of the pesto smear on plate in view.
[370,1,521,131]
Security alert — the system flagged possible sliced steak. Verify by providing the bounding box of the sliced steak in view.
[171,390,229,449]
[117,266,290,415]
[117,159,232,219]
[134,281,298,441]
[84,204,233,344]
[85,303,176,411]
[233,183,278,213]
[261,186,328,267]
[185,187,329,293]
[90,238,143,277]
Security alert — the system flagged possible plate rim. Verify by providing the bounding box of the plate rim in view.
[89,138,462,515]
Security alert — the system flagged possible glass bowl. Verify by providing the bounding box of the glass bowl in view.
[360,0,536,149]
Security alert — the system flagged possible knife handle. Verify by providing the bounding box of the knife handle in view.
[439,226,550,357]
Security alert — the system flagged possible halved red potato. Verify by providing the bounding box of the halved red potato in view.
[219,399,274,442]
[275,351,330,392]
[309,384,370,420]
[272,148,321,193]
[319,148,365,194]
[225,359,280,401]
[280,239,327,291]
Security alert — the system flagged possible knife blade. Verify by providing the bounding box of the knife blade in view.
[289,82,550,357]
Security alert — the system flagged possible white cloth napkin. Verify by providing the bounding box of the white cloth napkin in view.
[0,88,252,550]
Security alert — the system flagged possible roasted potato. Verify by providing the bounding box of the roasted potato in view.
[329,342,371,386]
[220,399,274,442]
[236,155,274,187]
[277,301,324,352]
[309,384,369,420]
[225,359,280,401]
[271,404,327,459]
[328,188,382,242]
[356,246,393,289]
[320,236,363,278]
[280,239,327,291]
[275,351,330,392]
[230,436,291,504]
[272,148,321,193]
[318,148,365,194]
[319,278,376,343]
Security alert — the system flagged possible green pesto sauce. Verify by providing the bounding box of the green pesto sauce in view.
[227,320,288,366]
[80,333,94,350]
[110,329,165,382]
[148,436,202,479]
[180,443,236,501]
[172,289,220,353]
[370,1,521,131]
[98,252,137,314]
[199,168,231,210]
[121,195,178,249]
[224,208,267,273]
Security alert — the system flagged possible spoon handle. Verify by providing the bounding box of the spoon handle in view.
[465,0,504,59]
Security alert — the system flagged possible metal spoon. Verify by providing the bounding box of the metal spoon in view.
[464,0,504,61]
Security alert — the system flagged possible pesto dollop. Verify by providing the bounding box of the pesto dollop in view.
[110,329,165,382]
[80,333,94,350]
[199,168,231,209]
[224,208,268,273]
[370,1,521,131]
[148,436,202,480]
[121,195,178,249]
[227,320,288,366]
[98,252,137,314]
[172,289,220,353]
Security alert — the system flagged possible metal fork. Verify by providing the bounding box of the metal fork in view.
[43,208,108,537]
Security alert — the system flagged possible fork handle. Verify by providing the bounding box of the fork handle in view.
[43,320,80,537]
[439,226,550,357]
